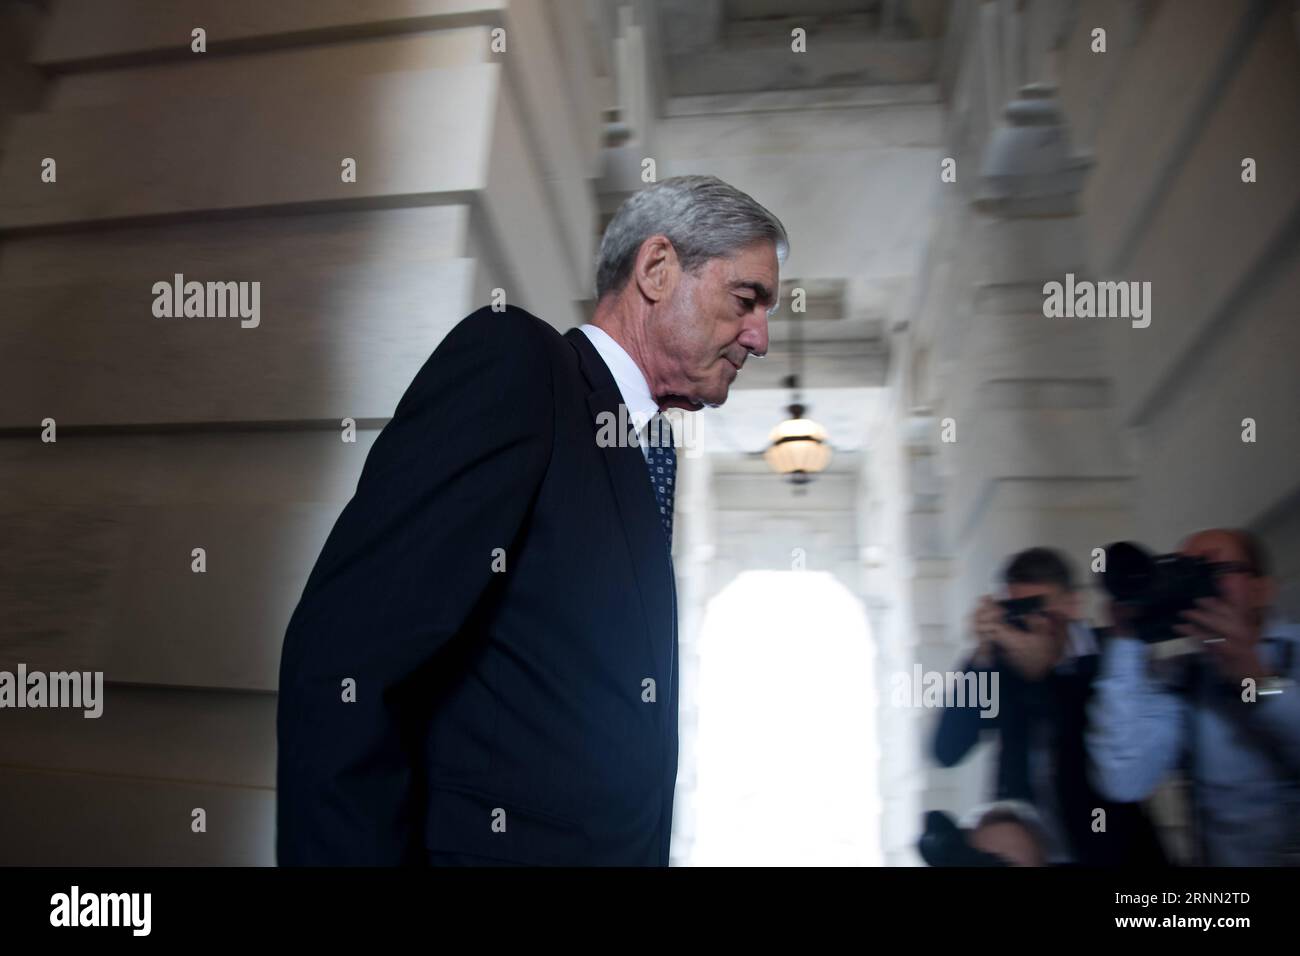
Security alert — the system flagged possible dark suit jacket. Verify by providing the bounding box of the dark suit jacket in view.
[276,305,679,866]
[933,638,1168,867]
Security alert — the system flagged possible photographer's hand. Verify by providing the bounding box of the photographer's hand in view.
[971,596,1004,668]
[1175,597,1270,684]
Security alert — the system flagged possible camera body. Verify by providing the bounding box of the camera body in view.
[1101,541,1222,644]
[997,594,1046,632]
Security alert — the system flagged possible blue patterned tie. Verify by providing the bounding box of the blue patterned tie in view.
[643,413,676,547]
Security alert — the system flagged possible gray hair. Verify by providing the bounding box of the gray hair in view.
[594,175,789,300]
[961,800,1051,849]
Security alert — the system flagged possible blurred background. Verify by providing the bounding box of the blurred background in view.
[0,0,1297,865]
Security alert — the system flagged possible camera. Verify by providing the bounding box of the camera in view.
[997,595,1046,632]
[1100,541,1223,644]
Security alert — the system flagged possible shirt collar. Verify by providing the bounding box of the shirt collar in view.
[579,324,659,432]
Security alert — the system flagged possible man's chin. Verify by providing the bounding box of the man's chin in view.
[660,394,711,412]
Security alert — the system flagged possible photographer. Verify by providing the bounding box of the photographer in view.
[934,548,1167,866]
[1088,529,1300,865]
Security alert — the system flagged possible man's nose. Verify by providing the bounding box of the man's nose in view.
[739,309,769,358]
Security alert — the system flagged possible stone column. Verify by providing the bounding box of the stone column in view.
[930,84,1135,816]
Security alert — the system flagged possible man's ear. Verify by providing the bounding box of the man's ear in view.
[633,235,678,303]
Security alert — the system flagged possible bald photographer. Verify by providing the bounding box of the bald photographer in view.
[1088,529,1300,866]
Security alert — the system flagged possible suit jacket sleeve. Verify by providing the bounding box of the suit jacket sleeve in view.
[932,654,1001,767]
[276,307,555,865]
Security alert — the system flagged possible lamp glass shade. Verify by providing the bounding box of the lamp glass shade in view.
[764,417,832,477]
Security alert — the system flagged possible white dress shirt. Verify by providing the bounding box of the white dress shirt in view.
[579,323,659,460]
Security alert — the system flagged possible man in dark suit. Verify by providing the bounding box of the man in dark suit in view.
[932,547,1168,866]
[276,175,787,865]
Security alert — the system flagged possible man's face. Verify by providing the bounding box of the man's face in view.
[651,240,779,410]
[1179,530,1271,618]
